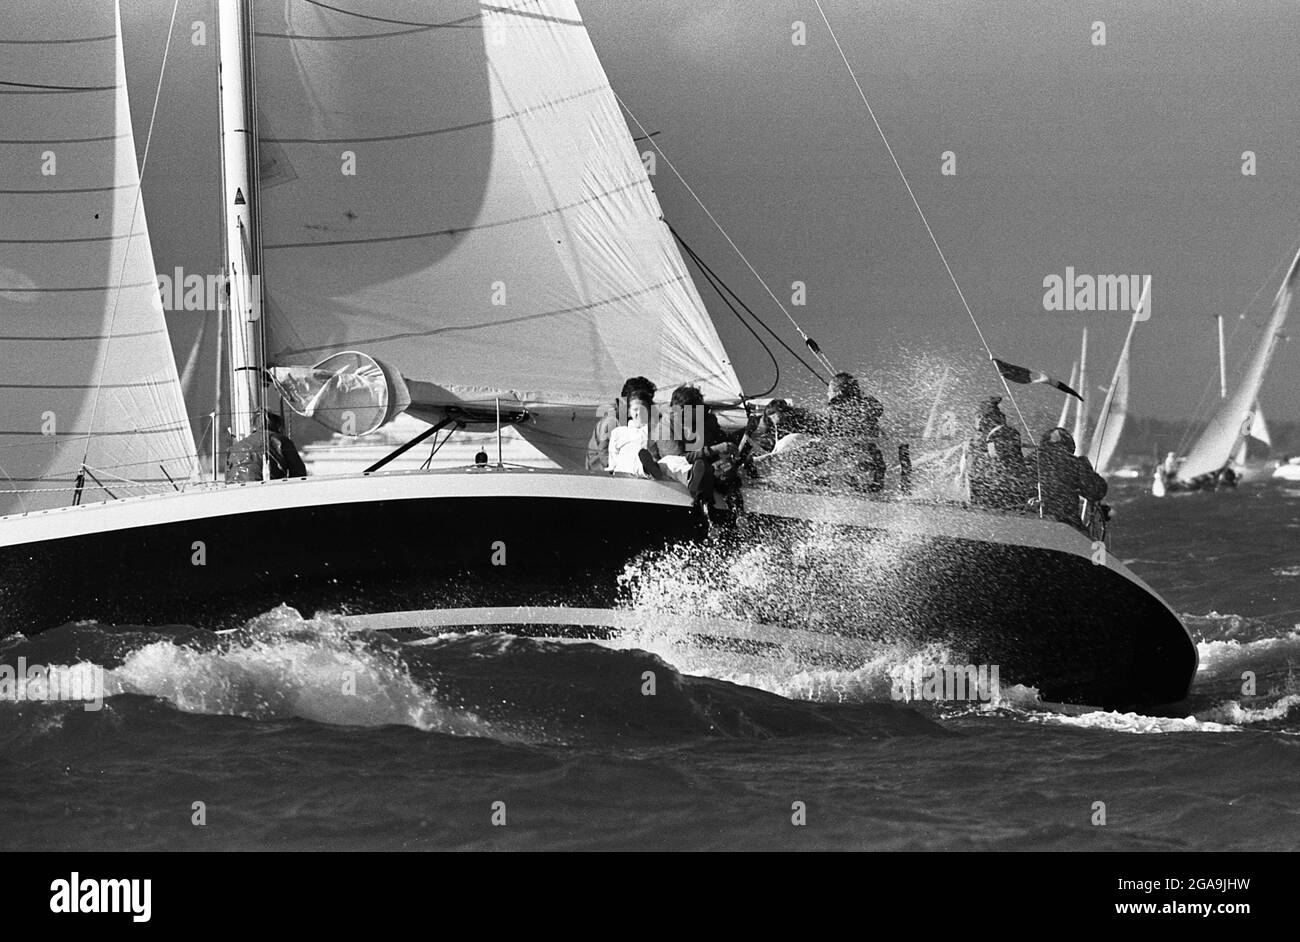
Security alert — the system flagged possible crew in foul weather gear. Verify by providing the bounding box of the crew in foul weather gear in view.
[1034,427,1106,529]
[225,412,308,482]
[810,372,886,493]
[964,395,1027,511]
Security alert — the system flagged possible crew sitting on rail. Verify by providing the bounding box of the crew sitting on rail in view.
[606,388,660,476]
[741,399,818,475]
[963,395,1027,511]
[797,372,887,494]
[225,411,307,483]
[1032,427,1106,529]
[586,375,656,471]
[645,384,742,520]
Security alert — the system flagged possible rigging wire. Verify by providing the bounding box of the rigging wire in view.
[671,225,829,387]
[678,235,782,398]
[810,0,1035,445]
[80,0,184,475]
[613,91,837,376]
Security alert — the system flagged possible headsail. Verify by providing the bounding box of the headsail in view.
[1086,344,1129,475]
[1071,328,1088,453]
[0,0,197,515]
[254,0,740,466]
[1057,361,1078,430]
[1087,276,1148,475]
[1179,247,1300,483]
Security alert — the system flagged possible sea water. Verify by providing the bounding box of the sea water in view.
[1,481,1297,851]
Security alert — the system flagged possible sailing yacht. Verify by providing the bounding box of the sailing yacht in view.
[1153,247,1299,495]
[0,0,1197,710]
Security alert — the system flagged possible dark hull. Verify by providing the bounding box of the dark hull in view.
[0,472,1197,710]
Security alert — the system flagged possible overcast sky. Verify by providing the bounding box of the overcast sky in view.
[122,0,1300,421]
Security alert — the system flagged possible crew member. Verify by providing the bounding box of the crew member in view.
[1035,427,1106,528]
[225,411,308,482]
[965,396,1026,510]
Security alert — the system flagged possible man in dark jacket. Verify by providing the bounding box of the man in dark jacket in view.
[814,372,886,493]
[225,411,307,482]
[1035,427,1106,528]
[648,384,737,516]
[966,395,1026,510]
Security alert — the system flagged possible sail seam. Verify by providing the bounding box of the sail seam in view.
[0,133,128,144]
[0,329,167,341]
[260,84,605,145]
[0,280,157,294]
[277,275,692,357]
[0,34,115,45]
[264,177,647,249]
[0,231,150,244]
[0,81,118,94]
[0,184,135,194]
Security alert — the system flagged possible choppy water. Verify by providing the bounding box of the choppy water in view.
[2,481,1298,851]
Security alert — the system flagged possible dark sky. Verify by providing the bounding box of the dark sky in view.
[122,0,1300,421]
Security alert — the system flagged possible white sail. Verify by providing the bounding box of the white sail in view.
[1087,346,1128,475]
[1071,328,1088,452]
[1179,247,1300,482]
[1087,276,1148,476]
[1232,402,1270,467]
[1057,361,1078,430]
[1249,401,1271,446]
[0,1,197,515]
[254,0,740,466]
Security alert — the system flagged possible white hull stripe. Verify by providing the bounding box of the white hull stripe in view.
[329,606,861,654]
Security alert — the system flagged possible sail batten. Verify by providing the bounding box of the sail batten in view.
[256,0,740,467]
[0,0,197,515]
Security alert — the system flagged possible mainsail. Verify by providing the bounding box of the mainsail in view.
[1179,247,1300,483]
[0,0,197,515]
[254,0,741,466]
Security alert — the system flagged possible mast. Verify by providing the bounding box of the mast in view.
[1216,314,1227,399]
[1071,327,1088,452]
[217,0,265,464]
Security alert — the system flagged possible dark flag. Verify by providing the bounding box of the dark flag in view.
[993,358,1083,401]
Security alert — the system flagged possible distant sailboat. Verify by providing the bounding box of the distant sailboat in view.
[1155,246,1300,494]
[1087,277,1149,477]
[0,0,1196,709]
